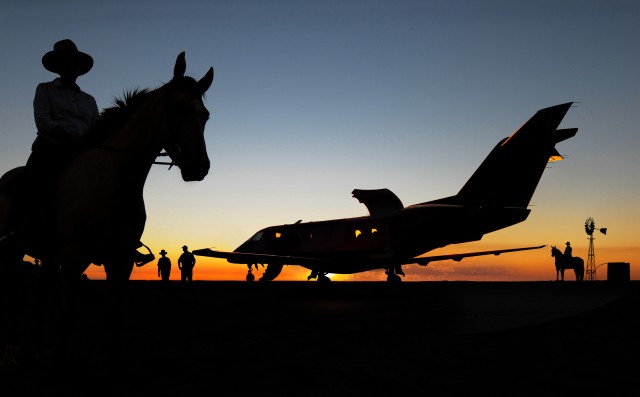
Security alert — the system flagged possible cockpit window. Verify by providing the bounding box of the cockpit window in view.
[251,232,263,241]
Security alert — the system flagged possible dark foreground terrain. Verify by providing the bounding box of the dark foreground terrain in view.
[2,280,639,396]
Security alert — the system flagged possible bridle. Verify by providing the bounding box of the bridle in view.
[153,144,181,170]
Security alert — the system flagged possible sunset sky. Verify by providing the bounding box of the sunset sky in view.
[1,0,638,281]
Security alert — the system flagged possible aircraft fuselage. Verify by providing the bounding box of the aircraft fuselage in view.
[233,204,530,274]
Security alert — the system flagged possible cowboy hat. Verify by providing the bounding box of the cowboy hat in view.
[42,39,93,76]
[566,242,571,245]
[159,249,167,255]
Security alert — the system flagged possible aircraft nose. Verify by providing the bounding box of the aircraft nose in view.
[236,240,260,253]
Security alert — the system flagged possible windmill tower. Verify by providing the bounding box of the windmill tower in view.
[585,217,607,281]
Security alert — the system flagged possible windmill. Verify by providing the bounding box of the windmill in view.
[585,217,607,280]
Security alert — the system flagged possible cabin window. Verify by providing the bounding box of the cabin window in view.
[355,230,362,238]
[371,228,378,234]
[251,232,263,241]
[275,232,281,239]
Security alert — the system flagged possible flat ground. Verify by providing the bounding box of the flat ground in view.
[2,280,639,396]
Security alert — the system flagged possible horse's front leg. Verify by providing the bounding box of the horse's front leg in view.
[104,251,134,297]
[102,251,134,376]
[104,252,134,329]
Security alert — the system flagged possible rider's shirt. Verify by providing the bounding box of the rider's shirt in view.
[33,78,99,143]
[564,246,572,257]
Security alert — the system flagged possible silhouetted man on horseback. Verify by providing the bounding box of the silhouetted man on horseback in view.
[564,241,572,263]
[8,39,99,253]
[24,40,99,224]
[1,47,215,379]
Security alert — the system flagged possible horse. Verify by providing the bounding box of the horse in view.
[0,52,213,371]
[551,245,584,281]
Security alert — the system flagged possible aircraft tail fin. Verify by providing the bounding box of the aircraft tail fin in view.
[433,103,576,209]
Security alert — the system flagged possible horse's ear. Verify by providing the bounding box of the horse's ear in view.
[174,52,186,80]
[198,67,214,94]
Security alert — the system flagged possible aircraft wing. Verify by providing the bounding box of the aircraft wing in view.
[411,245,545,266]
[192,248,327,266]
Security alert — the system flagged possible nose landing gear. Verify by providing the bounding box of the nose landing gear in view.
[307,269,331,283]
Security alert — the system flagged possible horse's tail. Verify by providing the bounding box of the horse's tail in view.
[431,103,577,209]
[573,257,585,281]
[0,167,25,236]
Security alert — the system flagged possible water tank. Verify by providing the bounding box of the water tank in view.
[607,262,630,281]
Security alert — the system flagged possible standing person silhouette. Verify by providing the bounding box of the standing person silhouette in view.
[157,249,171,282]
[178,245,196,282]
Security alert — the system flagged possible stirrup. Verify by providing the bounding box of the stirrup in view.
[134,243,155,267]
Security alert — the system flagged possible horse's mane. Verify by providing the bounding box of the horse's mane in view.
[82,88,153,146]
[92,77,203,137]
[98,89,153,132]
[88,77,205,145]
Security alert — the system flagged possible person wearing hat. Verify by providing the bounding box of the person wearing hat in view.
[157,249,172,282]
[20,39,100,229]
[564,241,573,262]
[178,245,196,282]
[33,39,99,150]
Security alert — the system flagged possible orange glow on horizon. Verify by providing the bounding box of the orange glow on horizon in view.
[80,245,638,282]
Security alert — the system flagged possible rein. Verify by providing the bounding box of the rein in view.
[153,152,176,169]
[93,144,180,170]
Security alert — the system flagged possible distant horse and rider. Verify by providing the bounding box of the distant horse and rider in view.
[551,243,584,281]
[0,44,214,370]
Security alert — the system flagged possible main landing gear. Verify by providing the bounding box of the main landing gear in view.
[385,265,405,283]
[246,263,283,282]
[246,267,255,282]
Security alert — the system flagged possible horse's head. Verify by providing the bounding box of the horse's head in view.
[161,52,213,181]
[551,246,558,257]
